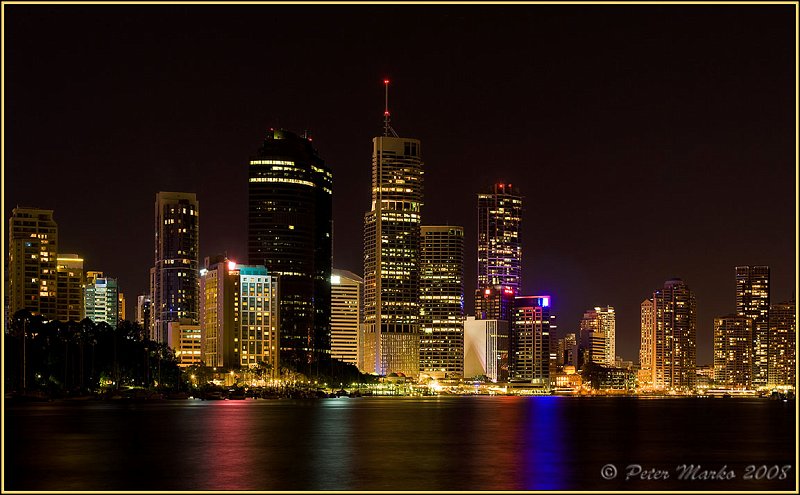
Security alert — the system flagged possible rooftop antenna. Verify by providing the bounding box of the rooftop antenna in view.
[383,78,398,137]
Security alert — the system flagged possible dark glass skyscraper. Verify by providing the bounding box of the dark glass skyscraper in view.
[247,129,333,365]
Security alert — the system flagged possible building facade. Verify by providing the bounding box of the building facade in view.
[331,269,362,367]
[8,207,58,323]
[464,316,509,382]
[419,226,464,379]
[247,129,332,366]
[768,300,796,388]
[476,183,522,294]
[651,279,697,391]
[510,295,551,387]
[363,134,424,377]
[136,295,152,332]
[579,306,616,367]
[735,266,770,388]
[151,192,199,344]
[713,315,753,388]
[639,298,655,388]
[84,272,119,328]
[475,285,516,322]
[168,319,202,368]
[56,254,84,322]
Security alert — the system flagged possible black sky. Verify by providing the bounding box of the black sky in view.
[4,4,796,363]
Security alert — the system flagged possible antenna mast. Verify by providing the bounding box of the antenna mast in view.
[383,79,398,137]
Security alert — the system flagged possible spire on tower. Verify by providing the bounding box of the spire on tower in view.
[383,78,398,137]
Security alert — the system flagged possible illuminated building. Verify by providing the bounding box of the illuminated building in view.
[713,315,753,388]
[420,226,464,379]
[168,319,202,368]
[136,295,152,332]
[464,316,508,382]
[363,83,424,377]
[7,207,58,323]
[118,292,126,322]
[199,256,279,373]
[476,182,522,297]
[735,266,770,387]
[557,332,577,368]
[151,192,199,344]
[84,271,119,328]
[579,306,616,367]
[639,298,655,387]
[651,278,696,391]
[247,129,332,366]
[475,285,516,322]
[768,300,796,387]
[331,269,362,366]
[510,295,551,387]
[56,254,84,322]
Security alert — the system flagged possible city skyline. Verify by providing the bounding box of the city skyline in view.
[4,4,795,363]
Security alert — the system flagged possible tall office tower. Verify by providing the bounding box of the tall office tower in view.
[768,300,796,387]
[579,306,616,367]
[136,295,152,333]
[118,292,126,322]
[56,254,84,322]
[8,207,58,322]
[464,316,509,382]
[151,192,199,344]
[199,257,279,373]
[419,226,465,379]
[557,333,578,368]
[84,272,119,328]
[639,298,655,388]
[247,129,332,366]
[510,295,551,387]
[363,85,424,377]
[331,269,362,367]
[713,315,753,388]
[652,278,697,391]
[475,285,516,322]
[476,182,522,294]
[735,266,770,388]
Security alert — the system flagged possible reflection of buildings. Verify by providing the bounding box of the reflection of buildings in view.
[735,266,770,387]
[420,226,464,379]
[768,300,796,387]
[247,129,332,365]
[151,192,199,343]
[464,316,509,382]
[8,207,58,322]
[199,257,279,374]
[84,271,119,329]
[713,315,753,388]
[579,306,615,367]
[56,254,84,322]
[510,295,550,387]
[331,269,362,367]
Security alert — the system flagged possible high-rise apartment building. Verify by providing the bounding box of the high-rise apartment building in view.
[510,295,551,387]
[420,226,464,379]
[247,129,332,366]
[362,103,424,377]
[84,272,119,328]
[56,254,84,322]
[199,257,279,373]
[557,332,578,368]
[477,183,522,293]
[464,316,509,382]
[768,300,796,387]
[8,207,58,322]
[136,295,152,333]
[331,269,362,367]
[650,278,697,391]
[579,306,616,367]
[713,315,753,388]
[735,266,770,388]
[151,192,199,344]
[639,298,655,388]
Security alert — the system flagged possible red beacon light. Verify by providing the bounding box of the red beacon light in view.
[484,288,492,296]
[384,79,390,84]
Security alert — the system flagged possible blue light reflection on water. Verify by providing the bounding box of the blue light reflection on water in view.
[522,396,567,490]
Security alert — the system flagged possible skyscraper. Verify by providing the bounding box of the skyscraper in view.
[579,306,616,367]
[768,300,796,387]
[420,225,464,379]
[84,272,119,328]
[199,256,279,373]
[713,315,753,388]
[136,295,152,332]
[362,85,424,377]
[476,183,522,306]
[735,266,770,388]
[475,285,516,322]
[639,298,655,388]
[56,254,84,322]
[651,278,696,391]
[8,207,58,322]
[510,295,551,387]
[151,192,199,344]
[247,129,333,366]
[331,269,362,367]
[464,316,509,382]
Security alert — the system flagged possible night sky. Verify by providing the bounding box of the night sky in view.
[5,4,796,364]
